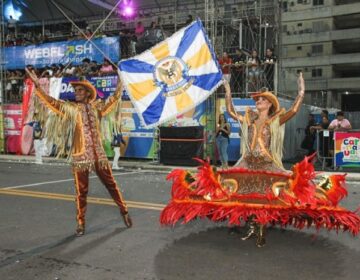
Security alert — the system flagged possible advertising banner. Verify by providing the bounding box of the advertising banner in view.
[60,75,119,100]
[0,106,4,153]
[334,132,360,168]
[216,98,255,162]
[4,37,120,70]
[3,104,22,153]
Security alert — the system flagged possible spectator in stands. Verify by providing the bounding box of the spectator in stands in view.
[185,15,193,25]
[328,111,352,131]
[99,58,116,76]
[5,71,13,101]
[310,112,331,167]
[5,34,15,46]
[130,35,137,56]
[64,63,76,77]
[219,52,232,83]
[85,27,92,39]
[231,48,246,95]
[262,48,277,91]
[135,21,145,38]
[90,60,100,76]
[120,30,131,57]
[7,16,17,35]
[247,49,261,87]
[301,113,316,155]
[78,58,92,77]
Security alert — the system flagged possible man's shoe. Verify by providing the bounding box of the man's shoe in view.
[121,212,133,228]
[76,224,85,237]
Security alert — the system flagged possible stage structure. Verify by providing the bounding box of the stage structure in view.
[0,0,287,161]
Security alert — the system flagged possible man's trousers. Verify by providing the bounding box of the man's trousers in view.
[72,161,128,225]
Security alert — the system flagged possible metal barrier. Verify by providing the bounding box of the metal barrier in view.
[315,130,334,170]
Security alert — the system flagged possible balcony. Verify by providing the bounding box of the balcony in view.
[328,77,360,90]
[282,27,360,45]
[281,53,360,68]
[282,2,360,22]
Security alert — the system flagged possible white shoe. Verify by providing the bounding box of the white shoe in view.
[112,166,123,170]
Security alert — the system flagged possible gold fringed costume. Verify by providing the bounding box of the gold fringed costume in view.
[35,84,120,171]
[34,80,128,227]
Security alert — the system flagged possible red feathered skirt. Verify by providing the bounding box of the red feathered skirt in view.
[160,156,360,235]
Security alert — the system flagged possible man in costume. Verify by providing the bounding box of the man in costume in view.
[26,68,132,236]
[160,73,360,247]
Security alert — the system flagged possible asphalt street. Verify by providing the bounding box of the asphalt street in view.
[0,161,359,280]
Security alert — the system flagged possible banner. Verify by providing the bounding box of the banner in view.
[119,20,222,128]
[3,104,22,153]
[4,37,120,70]
[0,105,4,153]
[60,75,119,100]
[216,98,256,162]
[334,132,360,168]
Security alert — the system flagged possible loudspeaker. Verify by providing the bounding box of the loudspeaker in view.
[159,126,204,166]
[160,126,204,139]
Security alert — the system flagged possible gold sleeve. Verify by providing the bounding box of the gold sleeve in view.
[99,88,121,117]
[35,86,64,117]
[225,94,243,123]
[279,93,304,125]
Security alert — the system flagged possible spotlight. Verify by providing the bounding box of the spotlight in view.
[120,0,136,18]
[4,0,22,20]
[123,6,134,17]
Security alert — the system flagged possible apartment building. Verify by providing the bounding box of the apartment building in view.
[279,0,360,110]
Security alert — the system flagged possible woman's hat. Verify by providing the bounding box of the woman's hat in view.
[70,80,97,102]
[251,91,280,113]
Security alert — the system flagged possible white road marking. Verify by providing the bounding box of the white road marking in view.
[1,170,169,189]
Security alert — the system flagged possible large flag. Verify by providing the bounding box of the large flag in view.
[119,20,223,128]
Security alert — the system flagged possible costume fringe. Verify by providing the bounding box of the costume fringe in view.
[71,159,110,172]
[160,156,360,235]
[160,201,360,236]
[45,102,78,160]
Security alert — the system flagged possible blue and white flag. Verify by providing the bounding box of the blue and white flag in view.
[119,20,223,128]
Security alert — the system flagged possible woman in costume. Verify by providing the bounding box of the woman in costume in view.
[221,73,304,246]
[160,72,360,247]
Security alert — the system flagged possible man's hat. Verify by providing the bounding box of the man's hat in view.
[251,91,280,113]
[70,80,97,102]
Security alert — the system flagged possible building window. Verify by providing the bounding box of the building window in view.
[297,23,303,27]
[283,1,288,12]
[312,21,328,32]
[312,68,323,77]
[297,0,303,3]
[297,46,302,50]
[313,0,324,6]
[312,44,323,54]
[282,25,288,33]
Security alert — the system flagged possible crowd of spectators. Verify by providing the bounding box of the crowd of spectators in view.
[218,47,277,96]
[3,17,169,59]
[4,58,117,103]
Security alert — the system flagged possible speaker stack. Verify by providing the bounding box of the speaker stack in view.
[159,126,204,166]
